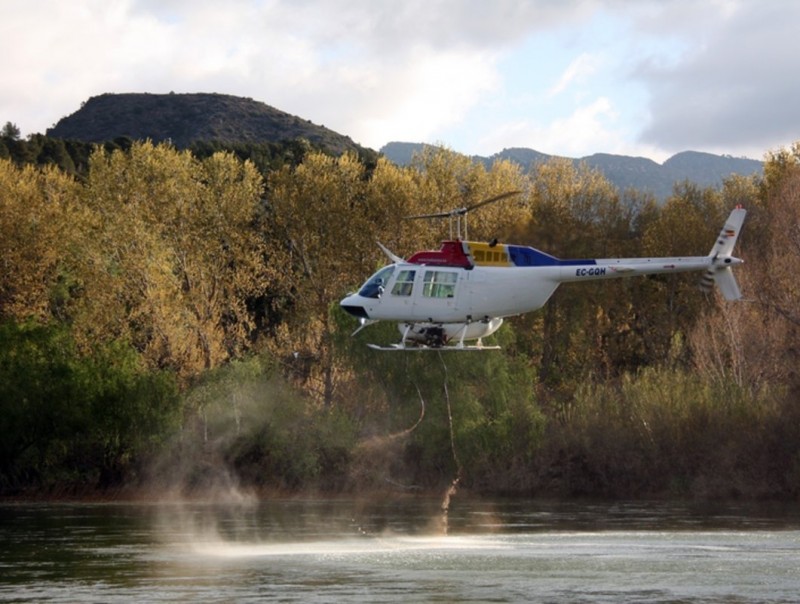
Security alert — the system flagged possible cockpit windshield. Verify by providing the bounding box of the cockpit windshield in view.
[358,265,395,299]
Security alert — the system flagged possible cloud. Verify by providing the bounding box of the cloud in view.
[0,0,174,129]
[635,1,800,156]
[0,1,498,144]
[341,49,501,147]
[1,0,795,160]
[547,52,602,98]
[474,96,668,160]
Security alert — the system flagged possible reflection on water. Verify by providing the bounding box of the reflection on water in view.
[1,498,799,602]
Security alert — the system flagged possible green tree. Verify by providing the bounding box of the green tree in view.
[1,122,20,140]
[333,310,545,492]
[0,320,179,491]
[629,183,724,367]
[160,354,356,493]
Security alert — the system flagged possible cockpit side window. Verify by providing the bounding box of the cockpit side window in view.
[391,270,416,296]
[358,265,395,299]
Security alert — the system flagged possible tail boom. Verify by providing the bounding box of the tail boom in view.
[555,207,746,300]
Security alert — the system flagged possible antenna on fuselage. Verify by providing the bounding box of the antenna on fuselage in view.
[406,190,521,240]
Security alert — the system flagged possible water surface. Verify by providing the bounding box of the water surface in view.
[1,498,798,602]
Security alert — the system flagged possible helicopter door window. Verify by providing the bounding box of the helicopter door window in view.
[423,271,457,298]
[391,270,416,296]
[357,265,395,299]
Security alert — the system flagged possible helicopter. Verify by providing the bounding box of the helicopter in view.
[340,191,747,351]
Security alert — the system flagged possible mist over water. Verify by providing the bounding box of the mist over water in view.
[2,498,800,603]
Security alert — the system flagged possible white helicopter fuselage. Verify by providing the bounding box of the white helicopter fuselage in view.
[340,207,746,350]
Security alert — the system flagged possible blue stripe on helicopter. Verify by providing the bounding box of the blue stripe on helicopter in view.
[506,245,597,267]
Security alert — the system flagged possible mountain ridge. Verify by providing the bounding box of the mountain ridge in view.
[43,92,763,200]
[381,142,763,200]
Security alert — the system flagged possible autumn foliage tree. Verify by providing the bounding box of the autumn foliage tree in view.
[74,142,268,379]
[263,152,381,404]
[5,135,800,499]
[0,160,82,322]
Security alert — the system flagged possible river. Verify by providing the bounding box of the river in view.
[1,497,799,602]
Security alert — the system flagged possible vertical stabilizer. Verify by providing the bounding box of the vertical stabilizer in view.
[708,207,747,258]
[701,206,746,300]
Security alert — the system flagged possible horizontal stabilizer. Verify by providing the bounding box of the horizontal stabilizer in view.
[708,267,742,300]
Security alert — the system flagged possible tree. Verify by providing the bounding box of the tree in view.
[511,158,643,385]
[758,170,800,327]
[0,320,179,491]
[1,122,20,140]
[364,156,430,256]
[683,148,800,394]
[410,147,529,243]
[73,141,269,380]
[0,159,83,322]
[264,152,378,405]
[741,158,800,395]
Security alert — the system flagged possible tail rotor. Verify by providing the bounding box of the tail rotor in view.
[700,206,747,300]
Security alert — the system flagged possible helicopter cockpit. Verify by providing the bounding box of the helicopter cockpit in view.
[357,265,396,299]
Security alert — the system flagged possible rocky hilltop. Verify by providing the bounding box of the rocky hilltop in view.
[47,92,368,155]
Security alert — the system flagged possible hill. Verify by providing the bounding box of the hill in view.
[47,92,371,156]
[381,142,763,201]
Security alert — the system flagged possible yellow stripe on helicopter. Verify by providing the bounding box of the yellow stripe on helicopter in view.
[466,241,512,267]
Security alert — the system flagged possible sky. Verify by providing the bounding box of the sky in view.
[2,0,798,163]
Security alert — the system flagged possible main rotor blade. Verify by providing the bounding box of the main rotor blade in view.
[462,190,521,213]
[405,190,522,220]
[405,210,453,220]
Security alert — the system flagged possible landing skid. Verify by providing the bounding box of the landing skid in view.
[367,342,501,352]
[366,322,503,351]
